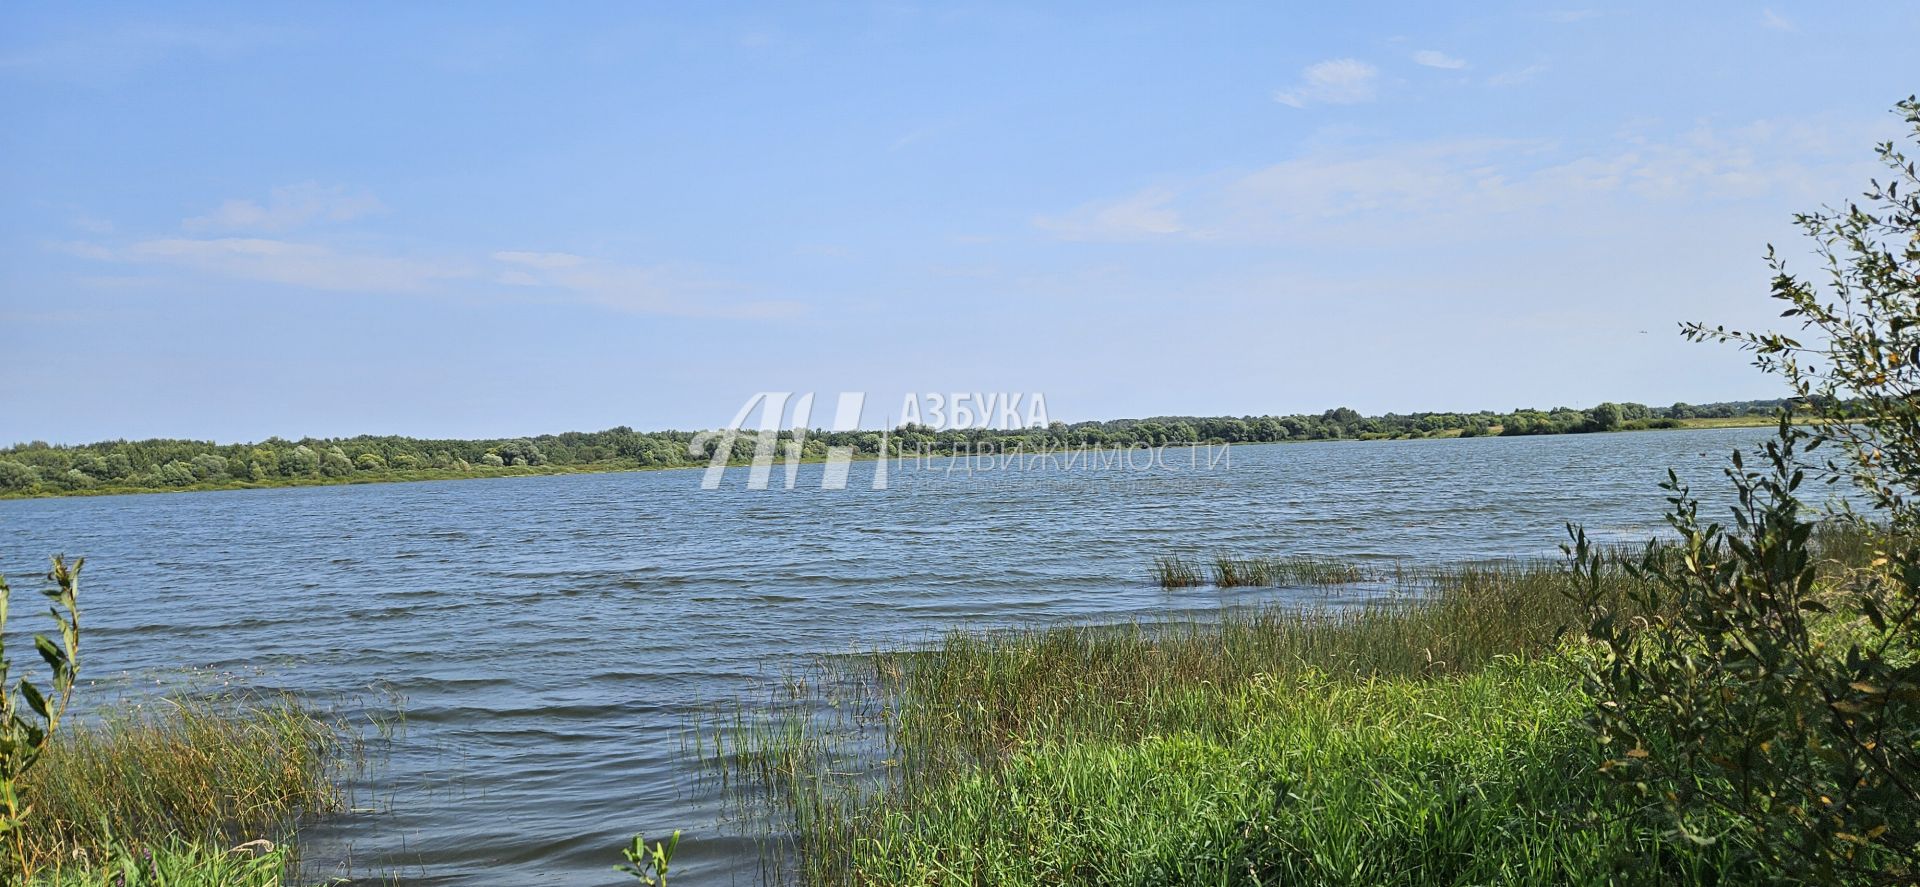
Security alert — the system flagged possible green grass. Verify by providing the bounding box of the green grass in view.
[831,657,1762,885]
[701,531,1880,885]
[1208,554,1368,587]
[702,557,1626,883]
[18,693,348,880]
[29,838,292,887]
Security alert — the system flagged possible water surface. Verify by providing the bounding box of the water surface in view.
[0,427,1806,884]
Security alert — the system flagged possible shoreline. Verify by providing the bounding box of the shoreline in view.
[0,417,1785,503]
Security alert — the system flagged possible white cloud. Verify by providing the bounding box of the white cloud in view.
[1034,118,1870,245]
[1273,59,1379,108]
[487,251,805,319]
[45,240,118,261]
[1412,50,1468,70]
[56,236,803,319]
[1489,64,1548,87]
[121,237,465,291]
[185,183,385,232]
[1033,187,1184,240]
[492,250,587,269]
[1761,8,1795,31]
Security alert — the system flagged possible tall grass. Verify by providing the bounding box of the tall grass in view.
[699,526,1884,885]
[1153,553,1369,589]
[700,557,1634,883]
[30,838,292,887]
[1148,555,1202,588]
[20,692,348,879]
[1209,554,1368,587]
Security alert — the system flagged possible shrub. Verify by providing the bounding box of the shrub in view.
[187,454,228,481]
[0,461,42,492]
[1568,420,1920,882]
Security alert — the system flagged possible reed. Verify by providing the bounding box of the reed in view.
[19,692,348,879]
[698,524,1895,884]
[700,555,1657,883]
[1148,555,1202,589]
[1209,555,1368,587]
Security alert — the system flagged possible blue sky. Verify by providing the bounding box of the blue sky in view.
[3,2,1917,443]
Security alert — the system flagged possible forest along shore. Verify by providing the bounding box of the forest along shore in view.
[0,400,1788,500]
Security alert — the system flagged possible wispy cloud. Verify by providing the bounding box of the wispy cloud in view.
[490,251,804,319]
[1489,64,1548,87]
[121,237,466,291]
[55,235,803,319]
[1035,118,1868,245]
[1032,187,1184,240]
[53,203,801,319]
[1273,59,1379,108]
[185,183,385,232]
[1412,50,1467,70]
[491,250,586,270]
[1761,8,1795,31]
[0,23,283,81]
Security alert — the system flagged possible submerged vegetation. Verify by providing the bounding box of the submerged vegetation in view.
[0,398,1788,499]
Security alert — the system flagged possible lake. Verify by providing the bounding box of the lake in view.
[0,426,1816,884]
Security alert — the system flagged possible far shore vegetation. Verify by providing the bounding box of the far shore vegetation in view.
[0,398,1793,500]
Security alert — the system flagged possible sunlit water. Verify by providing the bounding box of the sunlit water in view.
[0,427,1832,884]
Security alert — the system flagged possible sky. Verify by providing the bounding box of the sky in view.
[3,2,1918,444]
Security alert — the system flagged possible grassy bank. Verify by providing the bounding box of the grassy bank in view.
[702,532,1877,885]
[19,693,348,885]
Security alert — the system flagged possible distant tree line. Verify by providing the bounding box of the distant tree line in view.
[0,398,1796,496]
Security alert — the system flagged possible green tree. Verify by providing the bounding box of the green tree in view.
[1588,402,1623,431]
[496,438,546,467]
[152,461,195,486]
[189,453,229,481]
[319,447,353,477]
[279,445,319,477]
[0,462,38,492]
[100,453,132,480]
